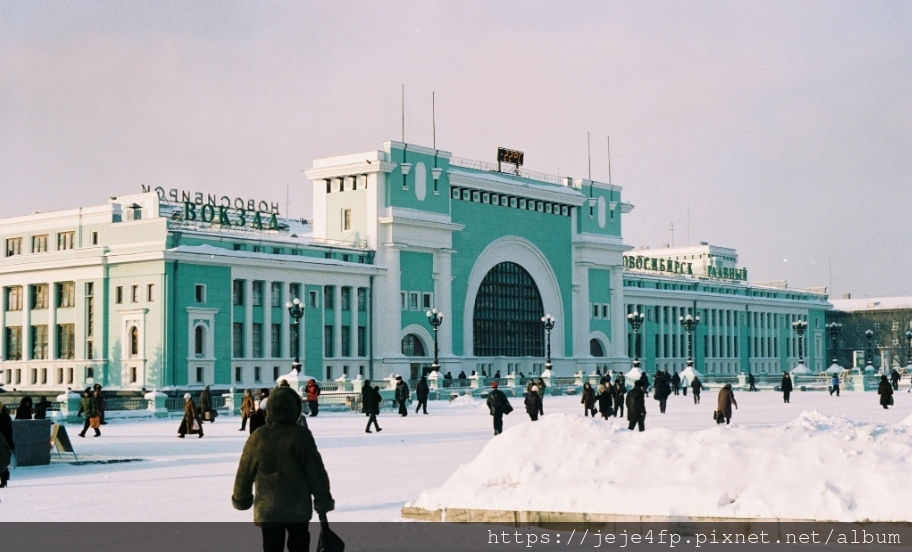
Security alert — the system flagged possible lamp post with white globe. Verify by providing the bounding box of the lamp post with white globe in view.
[426,308,444,373]
[286,297,304,370]
[542,314,556,371]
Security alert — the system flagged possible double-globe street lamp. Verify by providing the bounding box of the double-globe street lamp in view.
[627,311,645,369]
[864,329,874,370]
[426,308,444,372]
[679,313,700,368]
[825,322,842,365]
[541,314,556,371]
[792,319,808,366]
[286,297,304,372]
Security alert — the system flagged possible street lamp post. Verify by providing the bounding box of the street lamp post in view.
[627,311,645,368]
[286,297,304,371]
[792,320,808,365]
[679,313,700,368]
[541,314,555,371]
[864,329,874,369]
[906,330,912,367]
[426,308,444,372]
[825,322,842,365]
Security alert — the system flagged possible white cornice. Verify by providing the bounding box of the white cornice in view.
[164,249,384,277]
[384,141,453,159]
[572,234,632,251]
[304,161,397,180]
[448,171,587,206]
[377,208,465,233]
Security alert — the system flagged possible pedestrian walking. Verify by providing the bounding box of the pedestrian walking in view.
[639,372,650,395]
[486,381,511,435]
[890,369,901,391]
[178,393,204,438]
[33,396,52,420]
[0,401,13,488]
[361,380,382,433]
[414,376,429,414]
[716,383,738,425]
[77,389,101,438]
[878,375,894,409]
[581,382,597,417]
[14,396,32,420]
[671,370,681,396]
[305,379,321,417]
[524,386,542,421]
[394,376,410,416]
[830,374,840,397]
[93,384,108,424]
[200,385,213,422]
[653,371,671,414]
[232,386,335,552]
[681,374,688,396]
[535,378,547,416]
[249,389,269,434]
[691,376,703,404]
[626,380,647,432]
[781,372,793,403]
[748,373,757,392]
[596,383,613,419]
[239,389,255,431]
[612,379,627,417]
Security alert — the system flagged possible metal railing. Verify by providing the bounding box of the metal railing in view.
[449,156,565,185]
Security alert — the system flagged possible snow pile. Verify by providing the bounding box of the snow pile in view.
[446,393,485,408]
[408,412,912,521]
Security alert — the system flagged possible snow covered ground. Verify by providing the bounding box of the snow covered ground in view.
[2,389,910,522]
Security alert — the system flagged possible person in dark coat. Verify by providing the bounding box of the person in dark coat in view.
[77,389,101,437]
[394,376,410,416]
[93,384,107,424]
[581,382,597,417]
[199,385,213,422]
[249,389,269,434]
[457,371,466,379]
[691,376,703,404]
[653,371,671,414]
[890,369,901,391]
[535,378,547,415]
[716,383,738,424]
[232,386,335,552]
[878,375,894,409]
[638,372,650,394]
[781,372,793,403]
[671,371,681,395]
[486,381,510,435]
[0,400,14,488]
[625,380,646,432]
[524,385,542,421]
[414,376,429,414]
[33,396,52,420]
[748,373,757,392]
[240,389,255,431]
[15,396,32,420]
[596,384,613,419]
[361,381,382,433]
[178,393,204,438]
[612,379,627,417]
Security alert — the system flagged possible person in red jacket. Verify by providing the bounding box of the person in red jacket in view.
[304,379,321,417]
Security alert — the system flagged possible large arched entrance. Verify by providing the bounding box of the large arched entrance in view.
[473,262,545,357]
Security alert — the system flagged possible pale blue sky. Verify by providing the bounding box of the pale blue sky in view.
[2,1,910,298]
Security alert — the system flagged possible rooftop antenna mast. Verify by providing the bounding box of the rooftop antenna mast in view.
[587,131,592,180]
[607,135,612,185]
[432,91,436,150]
[667,222,676,247]
[401,84,405,143]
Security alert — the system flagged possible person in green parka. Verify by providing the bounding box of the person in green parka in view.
[232,385,335,552]
[77,389,100,438]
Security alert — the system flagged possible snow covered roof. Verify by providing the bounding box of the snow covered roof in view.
[830,296,912,312]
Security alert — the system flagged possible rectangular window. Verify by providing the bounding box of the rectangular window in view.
[401,292,407,310]
[309,290,318,308]
[31,284,49,309]
[325,366,333,380]
[57,281,76,308]
[271,282,282,307]
[131,285,139,303]
[195,284,206,303]
[5,326,22,360]
[285,283,299,303]
[341,287,351,311]
[519,199,527,209]
[357,288,367,311]
[252,281,264,306]
[324,286,334,309]
[235,366,242,383]
[196,367,203,383]
[253,246,263,253]
[31,234,48,253]
[409,292,419,310]
[91,231,99,245]
[6,286,22,311]
[57,368,64,384]
[116,286,125,304]
[233,243,244,251]
[602,305,610,319]
[273,366,280,380]
[131,367,138,383]
[252,323,263,358]
[422,293,432,310]
[233,280,245,305]
[592,304,600,318]
[57,324,75,359]
[31,324,49,360]
[57,231,75,251]
[147,283,154,302]
[358,326,366,357]
[342,208,352,231]
[324,325,334,357]
[271,324,282,358]
[254,366,261,382]
[233,323,244,357]
[341,326,350,357]
[5,237,22,257]
[67,367,74,384]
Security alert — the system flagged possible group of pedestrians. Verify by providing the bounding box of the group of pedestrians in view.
[77,384,107,437]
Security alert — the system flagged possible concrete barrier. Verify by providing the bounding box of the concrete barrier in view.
[10,419,52,466]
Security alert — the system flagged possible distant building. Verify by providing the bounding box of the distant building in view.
[828,297,912,372]
[0,140,831,392]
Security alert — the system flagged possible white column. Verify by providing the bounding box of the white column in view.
[378,245,402,363]
[334,286,342,358]
[573,262,590,360]
[435,251,453,358]
[609,268,625,361]
[244,280,253,360]
[48,283,58,363]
